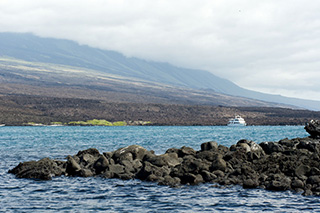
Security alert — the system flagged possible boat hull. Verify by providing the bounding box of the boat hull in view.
[227,123,246,127]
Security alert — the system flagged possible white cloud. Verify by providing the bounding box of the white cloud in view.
[1,0,320,100]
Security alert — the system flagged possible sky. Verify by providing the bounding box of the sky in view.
[1,0,320,101]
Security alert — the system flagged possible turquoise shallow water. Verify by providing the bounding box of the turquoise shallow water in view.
[1,126,319,212]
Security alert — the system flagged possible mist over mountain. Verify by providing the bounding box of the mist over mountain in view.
[1,32,319,110]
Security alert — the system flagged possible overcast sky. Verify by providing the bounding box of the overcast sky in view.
[1,0,320,100]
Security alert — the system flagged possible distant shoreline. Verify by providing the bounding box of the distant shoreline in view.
[1,95,320,126]
[0,124,306,127]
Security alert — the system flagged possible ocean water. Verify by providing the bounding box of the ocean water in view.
[1,125,319,212]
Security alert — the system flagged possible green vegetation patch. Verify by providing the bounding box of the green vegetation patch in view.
[68,121,88,126]
[67,119,127,126]
[23,119,150,127]
[112,121,127,126]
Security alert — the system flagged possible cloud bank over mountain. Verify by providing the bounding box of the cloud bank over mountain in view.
[1,0,320,100]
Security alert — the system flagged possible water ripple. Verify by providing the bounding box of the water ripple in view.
[0,126,315,212]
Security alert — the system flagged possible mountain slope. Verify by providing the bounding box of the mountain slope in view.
[0,57,290,108]
[0,32,232,91]
[1,32,319,110]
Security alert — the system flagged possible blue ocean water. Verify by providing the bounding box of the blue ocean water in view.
[1,126,319,212]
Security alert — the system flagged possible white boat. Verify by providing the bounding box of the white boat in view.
[0,124,5,127]
[227,115,246,126]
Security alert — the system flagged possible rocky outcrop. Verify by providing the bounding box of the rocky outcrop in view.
[8,121,320,196]
[305,120,320,139]
[8,158,66,180]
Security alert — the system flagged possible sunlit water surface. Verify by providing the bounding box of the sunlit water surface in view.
[1,126,319,212]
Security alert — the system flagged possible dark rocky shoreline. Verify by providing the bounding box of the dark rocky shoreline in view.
[9,120,320,196]
[2,94,320,126]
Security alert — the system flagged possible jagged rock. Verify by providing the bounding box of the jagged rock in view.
[8,122,320,196]
[145,152,182,167]
[236,139,265,160]
[217,145,229,154]
[158,175,181,186]
[291,178,305,189]
[265,174,292,191]
[310,167,320,176]
[8,158,65,180]
[101,171,114,179]
[177,146,196,157]
[79,168,94,177]
[120,160,135,173]
[303,189,313,196]
[212,170,225,178]
[295,164,310,178]
[164,153,183,167]
[103,152,113,159]
[132,159,143,171]
[196,151,219,161]
[113,145,149,163]
[120,159,143,174]
[201,141,218,151]
[307,176,320,185]
[66,156,81,176]
[259,141,284,154]
[108,164,125,175]
[76,148,101,167]
[176,155,210,175]
[136,161,170,180]
[94,155,109,174]
[200,170,217,182]
[305,120,320,138]
[297,139,320,153]
[117,172,135,180]
[210,154,227,172]
[243,178,259,189]
[278,138,298,148]
[165,147,179,154]
[179,173,204,185]
[77,148,100,158]
[146,174,163,182]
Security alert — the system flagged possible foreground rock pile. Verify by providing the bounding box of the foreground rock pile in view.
[9,120,320,196]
